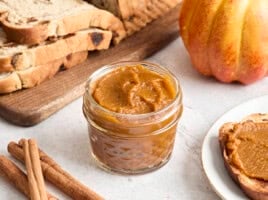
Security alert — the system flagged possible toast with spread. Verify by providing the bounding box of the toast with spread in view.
[219,113,268,200]
[0,0,126,44]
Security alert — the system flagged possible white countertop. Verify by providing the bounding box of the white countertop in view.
[0,38,267,200]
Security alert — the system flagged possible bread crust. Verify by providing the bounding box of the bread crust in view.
[219,113,268,200]
[0,5,126,44]
[0,28,112,73]
[0,72,21,93]
[1,16,50,45]
[0,51,88,94]
[0,56,13,73]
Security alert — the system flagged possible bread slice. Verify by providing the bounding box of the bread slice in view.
[219,113,268,200]
[0,51,88,94]
[87,0,181,35]
[0,0,126,44]
[0,28,112,73]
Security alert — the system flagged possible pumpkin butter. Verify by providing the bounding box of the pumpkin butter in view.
[227,123,268,181]
[92,65,176,114]
[83,62,183,174]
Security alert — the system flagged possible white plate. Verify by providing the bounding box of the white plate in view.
[202,94,268,200]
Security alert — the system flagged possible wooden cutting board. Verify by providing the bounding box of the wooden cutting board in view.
[0,5,180,126]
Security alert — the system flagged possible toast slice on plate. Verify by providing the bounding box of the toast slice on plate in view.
[219,113,268,200]
[87,0,181,35]
[0,0,125,44]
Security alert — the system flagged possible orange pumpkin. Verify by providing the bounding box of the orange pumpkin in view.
[179,0,268,84]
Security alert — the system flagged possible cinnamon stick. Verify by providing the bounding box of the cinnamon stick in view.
[21,139,48,200]
[0,155,57,200]
[8,141,104,200]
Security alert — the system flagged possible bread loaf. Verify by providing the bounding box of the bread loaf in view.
[87,0,181,35]
[0,26,112,94]
[0,0,126,44]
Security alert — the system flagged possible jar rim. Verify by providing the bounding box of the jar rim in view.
[84,61,182,120]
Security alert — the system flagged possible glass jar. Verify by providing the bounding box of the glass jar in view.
[83,61,183,174]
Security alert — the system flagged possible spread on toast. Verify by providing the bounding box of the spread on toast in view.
[219,113,268,200]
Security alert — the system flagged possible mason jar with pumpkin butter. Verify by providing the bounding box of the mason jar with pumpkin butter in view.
[83,61,183,174]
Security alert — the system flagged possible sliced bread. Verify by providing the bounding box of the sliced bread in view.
[0,27,112,73]
[219,113,268,200]
[87,0,181,35]
[0,0,126,44]
[0,51,88,94]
